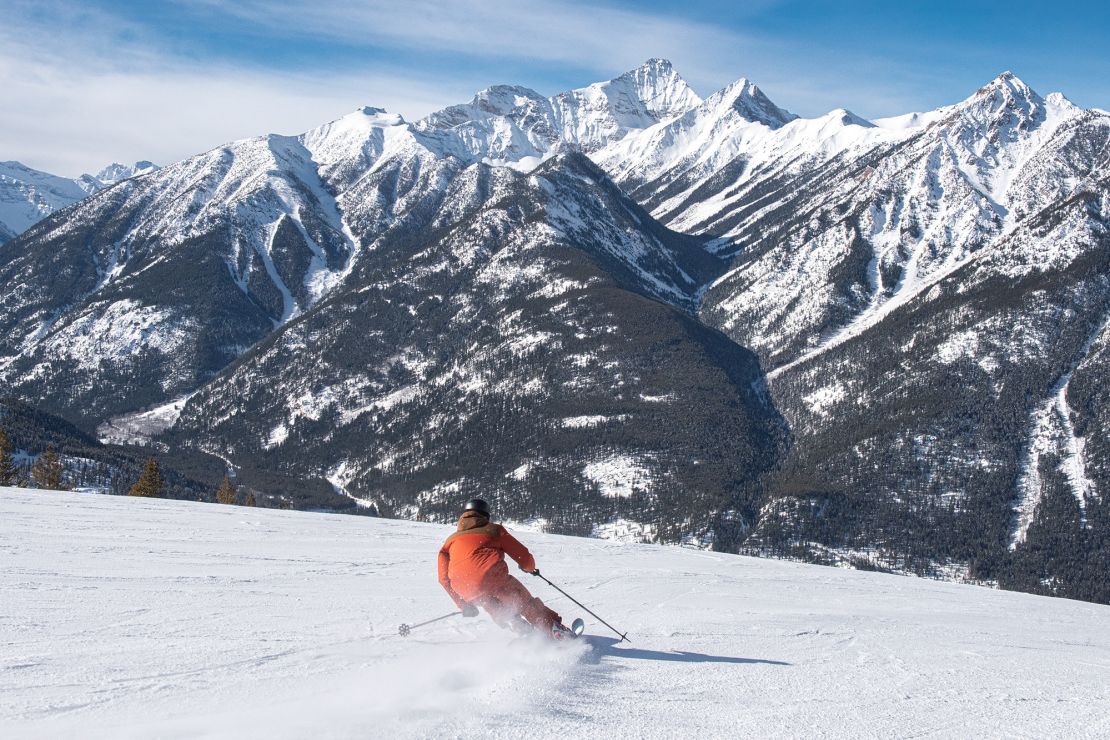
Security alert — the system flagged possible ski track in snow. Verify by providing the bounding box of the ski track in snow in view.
[3,488,1110,739]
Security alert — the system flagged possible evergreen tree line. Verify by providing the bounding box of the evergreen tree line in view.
[1,423,258,507]
[1,429,65,490]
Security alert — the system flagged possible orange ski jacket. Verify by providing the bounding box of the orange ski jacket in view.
[438,511,536,607]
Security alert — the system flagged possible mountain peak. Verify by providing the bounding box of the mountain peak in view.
[945,70,1045,128]
[415,85,548,135]
[636,57,675,73]
[471,84,548,114]
[826,108,874,128]
[705,77,797,129]
[94,161,159,185]
[975,71,1041,104]
[350,106,405,126]
[608,58,701,120]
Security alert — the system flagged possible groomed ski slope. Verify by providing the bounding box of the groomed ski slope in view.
[2,488,1109,739]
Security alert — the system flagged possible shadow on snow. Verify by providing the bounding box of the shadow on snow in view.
[582,635,790,666]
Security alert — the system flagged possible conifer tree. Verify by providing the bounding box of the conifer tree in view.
[0,428,17,486]
[31,444,64,490]
[244,490,256,507]
[216,475,237,505]
[128,458,164,498]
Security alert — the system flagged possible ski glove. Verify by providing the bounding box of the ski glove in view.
[461,603,479,617]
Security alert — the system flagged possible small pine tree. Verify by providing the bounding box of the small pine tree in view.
[0,429,17,486]
[128,458,164,498]
[244,490,256,507]
[31,444,65,490]
[216,475,237,505]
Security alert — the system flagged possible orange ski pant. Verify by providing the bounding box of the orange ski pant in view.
[475,572,560,631]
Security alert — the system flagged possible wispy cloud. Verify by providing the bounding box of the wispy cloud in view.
[0,2,483,174]
[168,0,955,115]
[0,59,463,177]
[181,0,758,76]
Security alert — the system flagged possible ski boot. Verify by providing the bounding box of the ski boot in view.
[508,615,534,636]
[550,621,576,641]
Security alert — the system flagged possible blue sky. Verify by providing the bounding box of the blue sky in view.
[3,0,1108,175]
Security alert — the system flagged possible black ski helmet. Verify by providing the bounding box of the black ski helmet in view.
[463,498,490,516]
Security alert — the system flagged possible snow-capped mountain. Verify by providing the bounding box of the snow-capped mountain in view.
[90,160,160,186]
[0,62,778,540]
[1,60,1107,603]
[669,76,1107,601]
[0,161,92,243]
[690,73,1105,364]
[163,151,771,532]
[0,60,716,426]
[0,159,159,243]
[413,57,701,167]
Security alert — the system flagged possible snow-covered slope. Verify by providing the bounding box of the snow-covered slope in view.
[0,161,92,243]
[3,488,1108,739]
[0,160,160,243]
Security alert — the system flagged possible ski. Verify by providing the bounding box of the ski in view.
[508,617,585,645]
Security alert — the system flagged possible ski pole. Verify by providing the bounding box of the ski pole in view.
[398,610,461,637]
[531,570,630,643]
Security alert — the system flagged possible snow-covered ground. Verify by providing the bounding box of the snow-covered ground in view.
[2,488,1109,739]
[97,393,197,446]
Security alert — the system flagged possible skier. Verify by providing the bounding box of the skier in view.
[437,498,575,639]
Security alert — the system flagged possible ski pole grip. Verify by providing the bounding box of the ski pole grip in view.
[531,569,540,577]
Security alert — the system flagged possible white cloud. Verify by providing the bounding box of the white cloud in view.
[175,0,937,116]
[186,0,760,75]
[0,56,468,176]
[0,1,488,175]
